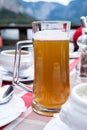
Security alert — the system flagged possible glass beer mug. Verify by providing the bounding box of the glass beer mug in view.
[13,21,71,116]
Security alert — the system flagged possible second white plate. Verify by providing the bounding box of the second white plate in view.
[0,66,34,82]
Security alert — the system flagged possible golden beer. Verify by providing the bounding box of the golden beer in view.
[33,30,70,116]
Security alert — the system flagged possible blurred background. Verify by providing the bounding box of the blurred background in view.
[0,0,86,50]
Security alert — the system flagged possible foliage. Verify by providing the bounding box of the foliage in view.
[0,9,35,25]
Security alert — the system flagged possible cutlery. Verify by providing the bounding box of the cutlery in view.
[0,85,14,104]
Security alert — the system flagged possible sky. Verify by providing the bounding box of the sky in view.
[23,0,73,5]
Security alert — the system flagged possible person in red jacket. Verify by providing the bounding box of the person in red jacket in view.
[72,26,82,51]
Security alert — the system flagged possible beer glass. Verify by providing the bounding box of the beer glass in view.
[13,21,71,116]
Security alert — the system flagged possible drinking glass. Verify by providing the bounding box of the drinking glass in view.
[13,21,71,116]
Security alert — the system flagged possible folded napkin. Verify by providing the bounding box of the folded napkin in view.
[0,94,26,127]
[43,114,71,130]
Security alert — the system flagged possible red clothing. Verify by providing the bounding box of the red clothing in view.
[73,26,82,44]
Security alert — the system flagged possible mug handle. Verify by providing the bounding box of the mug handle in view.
[13,40,33,92]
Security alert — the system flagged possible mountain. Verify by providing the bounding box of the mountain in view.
[0,0,35,24]
[18,0,66,20]
[18,0,87,25]
[0,9,35,24]
[0,0,87,25]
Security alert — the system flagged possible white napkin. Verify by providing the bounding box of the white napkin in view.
[0,94,26,127]
[69,51,80,59]
[43,114,71,130]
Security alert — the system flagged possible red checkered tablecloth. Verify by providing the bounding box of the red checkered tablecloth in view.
[0,58,80,130]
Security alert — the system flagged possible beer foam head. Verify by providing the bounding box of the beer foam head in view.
[34,30,69,40]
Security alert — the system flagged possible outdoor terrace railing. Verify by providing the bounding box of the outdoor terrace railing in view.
[0,24,32,47]
[0,24,80,48]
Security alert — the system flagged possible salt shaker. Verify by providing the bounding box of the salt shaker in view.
[76,28,87,82]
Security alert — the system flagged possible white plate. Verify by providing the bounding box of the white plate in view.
[2,73,34,82]
[0,94,26,127]
[0,66,34,82]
